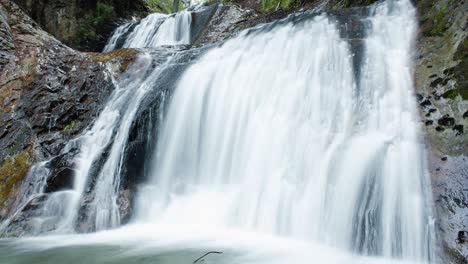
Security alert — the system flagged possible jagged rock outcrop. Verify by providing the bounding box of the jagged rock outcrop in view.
[0,0,138,224]
[12,0,148,51]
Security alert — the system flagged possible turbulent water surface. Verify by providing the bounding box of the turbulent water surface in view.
[0,0,437,263]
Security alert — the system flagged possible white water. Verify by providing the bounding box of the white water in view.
[0,0,436,263]
[0,163,49,234]
[33,55,155,233]
[103,22,136,52]
[103,11,192,52]
[135,0,434,261]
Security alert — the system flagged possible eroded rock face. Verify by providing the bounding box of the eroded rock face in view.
[0,0,138,223]
[413,0,468,263]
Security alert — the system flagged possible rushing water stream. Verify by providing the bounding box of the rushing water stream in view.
[0,0,437,263]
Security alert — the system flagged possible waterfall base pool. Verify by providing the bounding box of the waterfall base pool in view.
[0,224,425,264]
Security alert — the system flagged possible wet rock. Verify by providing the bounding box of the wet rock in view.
[420,99,432,107]
[415,2,468,261]
[457,231,468,244]
[0,0,139,225]
[438,115,456,127]
[117,189,132,224]
[45,167,74,193]
[453,124,464,135]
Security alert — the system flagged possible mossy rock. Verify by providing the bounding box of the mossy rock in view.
[63,120,80,133]
[0,151,31,208]
[89,48,139,72]
[261,0,299,12]
[145,0,183,14]
[442,88,468,100]
[429,6,448,36]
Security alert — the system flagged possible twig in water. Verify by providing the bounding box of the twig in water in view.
[193,251,223,263]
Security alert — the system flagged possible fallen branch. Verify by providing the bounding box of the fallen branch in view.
[193,251,223,263]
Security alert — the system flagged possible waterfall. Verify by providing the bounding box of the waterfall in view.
[103,11,192,52]
[0,0,437,263]
[135,0,434,261]
[28,56,155,233]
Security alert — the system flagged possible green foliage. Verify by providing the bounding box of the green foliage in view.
[77,2,116,46]
[145,0,182,14]
[261,0,298,12]
[94,2,116,27]
[77,22,98,43]
[430,7,448,36]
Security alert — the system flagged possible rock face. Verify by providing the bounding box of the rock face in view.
[413,0,467,263]
[12,0,148,51]
[0,0,138,225]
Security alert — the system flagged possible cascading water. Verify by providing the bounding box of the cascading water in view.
[135,0,434,261]
[0,0,438,263]
[103,11,192,52]
[18,56,155,233]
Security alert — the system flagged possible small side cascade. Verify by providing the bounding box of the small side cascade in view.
[103,11,192,52]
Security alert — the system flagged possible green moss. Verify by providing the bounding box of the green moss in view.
[442,88,468,100]
[0,151,31,207]
[91,48,139,71]
[261,0,298,12]
[145,0,182,14]
[430,7,448,36]
[63,120,80,132]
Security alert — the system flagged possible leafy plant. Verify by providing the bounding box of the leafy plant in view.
[94,2,116,26]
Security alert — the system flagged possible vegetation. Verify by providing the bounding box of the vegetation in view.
[0,151,31,207]
[77,1,118,49]
[63,120,80,133]
[91,48,139,71]
[261,0,299,12]
[430,7,448,36]
[145,0,183,14]
[94,2,116,26]
[442,88,468,100]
